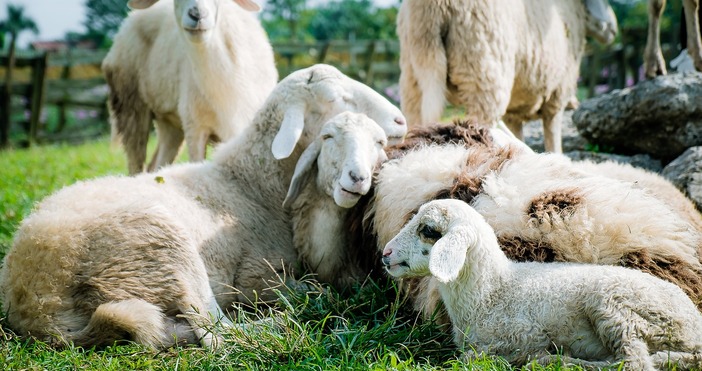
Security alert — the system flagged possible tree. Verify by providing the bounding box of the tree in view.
[309,0,398,41]
[83,0,129,47]
[262,0,308,41]
[0,4,39,148]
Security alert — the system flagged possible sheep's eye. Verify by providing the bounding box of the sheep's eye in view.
[321,134,333,140]
[418,224,442,241]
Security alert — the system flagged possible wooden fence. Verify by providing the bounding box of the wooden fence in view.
[0,38,657,148]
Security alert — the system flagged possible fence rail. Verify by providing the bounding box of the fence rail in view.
[0,39,651,148]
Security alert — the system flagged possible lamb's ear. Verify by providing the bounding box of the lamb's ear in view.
[429,227,469,283]
[233,0,261,12]
[272,105,306,160]
[127,0,159,9]
[283,139,321,209]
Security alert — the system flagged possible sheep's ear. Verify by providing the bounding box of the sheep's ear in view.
[272,105,306,160]
[127,0,159,9]
[233,0,261,12]
[429,227,469,283]
[283,139,321,209]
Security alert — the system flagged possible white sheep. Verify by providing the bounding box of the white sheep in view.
[364,142,702,322]
[382,199,702,370]
[396,0,617,153]
[0,64,407,349]
[102,0,278,174]
[284,111,388,289]
[644,0,702,78]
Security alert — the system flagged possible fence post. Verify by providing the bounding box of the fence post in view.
[57,51,72,133]
[0,40,16,148]
[28,53,48,145]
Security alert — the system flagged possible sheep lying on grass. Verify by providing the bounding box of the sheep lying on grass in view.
[397,0,617,152]
[383,199,702,370]
[103,0,278,174]
[285,112,388,290]
[359,142,702,323]
[0,64,407,349]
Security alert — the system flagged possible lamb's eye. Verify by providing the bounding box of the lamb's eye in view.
[321,134,333,140]
[418,224,442,241]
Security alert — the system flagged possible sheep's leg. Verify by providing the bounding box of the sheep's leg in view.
[399,56,424,129]
[502,119,524,141]
[147,118,184,172]
[644,0,668,78]
[185,126,209,163]
[683,0,702,72]
[541,109,563,153]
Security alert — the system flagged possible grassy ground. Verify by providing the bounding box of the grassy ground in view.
[0,137,607,370]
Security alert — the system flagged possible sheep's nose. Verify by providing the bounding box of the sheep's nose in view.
[188,7,208,21]
[382,248,392,257]
[348,170,366,184]
[394,117,406,126]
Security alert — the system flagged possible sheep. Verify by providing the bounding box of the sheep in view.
[0,64,407,349]
[644,0,702,78]
[102,0,278,174]
[382,199,702,370]
[284,112,388,290]
[357,139,702,323]
[396,0,617,153]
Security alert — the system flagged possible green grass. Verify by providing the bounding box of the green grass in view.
[0,137,606,370]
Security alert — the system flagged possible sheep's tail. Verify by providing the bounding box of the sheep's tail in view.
[70,299,167,349]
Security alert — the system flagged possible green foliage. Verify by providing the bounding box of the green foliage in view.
[82,0,129,47]
[262,0,399,42]
[0,4,39,40]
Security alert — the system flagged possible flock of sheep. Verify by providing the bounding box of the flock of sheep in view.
[1,0,702,369]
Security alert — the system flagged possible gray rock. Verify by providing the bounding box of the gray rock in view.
[565,151,663,172]
[662,146,702,211]
[572,72,702,162]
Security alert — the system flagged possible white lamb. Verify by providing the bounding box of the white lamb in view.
[0,64,407,349]
[644,0,702,77]
[103,0,278,174]
[284,112,388,289]
[396,0,617,153]
[383,199,702,370]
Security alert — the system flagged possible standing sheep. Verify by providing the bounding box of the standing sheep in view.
[644,0,702,77]
[0,65,407,349]
[284,112,388,290]
[382,199,702,370]
[103,0,278,174]
[397,0,617,153]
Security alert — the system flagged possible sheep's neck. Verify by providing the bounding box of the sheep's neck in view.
[438,234,511,327]
[290,185,355,285]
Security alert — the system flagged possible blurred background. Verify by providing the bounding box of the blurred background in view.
[0,0,687,148]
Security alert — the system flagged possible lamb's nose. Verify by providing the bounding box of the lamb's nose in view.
[382,248,392,257]
[188,7,208,21]
[348,171,366,184]
[394,117,406,126]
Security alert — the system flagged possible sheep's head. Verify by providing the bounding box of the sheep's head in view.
[584,0,618,45]
[284,112,388,209]
[127,0,260,43]
[271,64,406,160]
[382,199,484,283]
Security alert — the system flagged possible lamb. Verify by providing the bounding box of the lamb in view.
[102,0,278,174]
[644,0,702,78]
[284,112,388,290]
[0,64,407,349]
[357,140,702,322]
[396,0,617,153]
[382,199,702,370]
